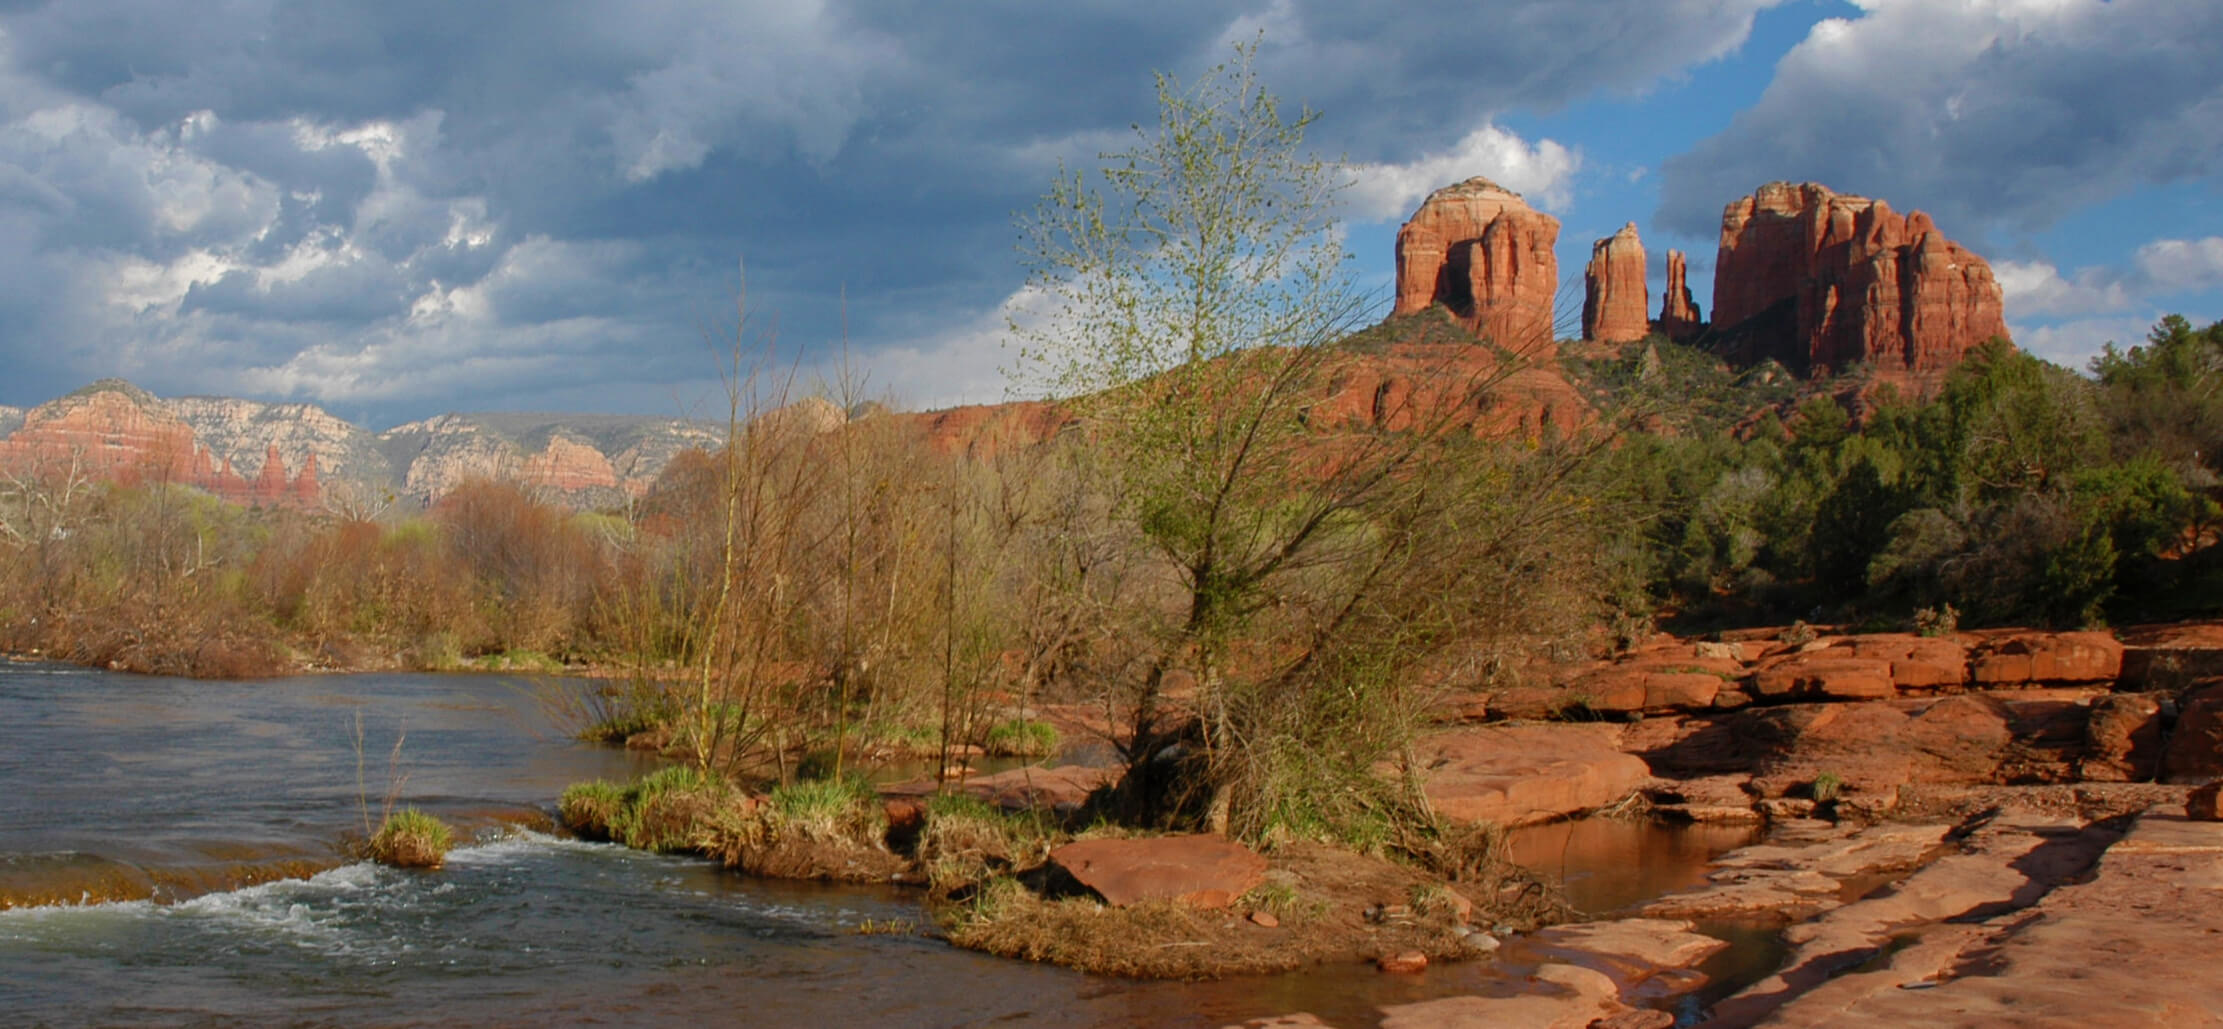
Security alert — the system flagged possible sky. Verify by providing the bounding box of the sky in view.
[0,0,2217,428]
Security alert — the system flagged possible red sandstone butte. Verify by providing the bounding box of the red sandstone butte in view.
[1713,182,2008,374]
[519,435,622,494]
[1582,222,1649,344]
[1657,249,1702,340]
[1392,177,1561,358]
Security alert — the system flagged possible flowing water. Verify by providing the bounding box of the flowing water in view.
[0,662,1778,1026]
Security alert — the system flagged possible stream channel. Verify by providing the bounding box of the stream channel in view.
[0,663,1779,1026]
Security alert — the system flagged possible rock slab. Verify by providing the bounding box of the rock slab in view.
[1049,835,1266,909]
[1412,724,1651,827]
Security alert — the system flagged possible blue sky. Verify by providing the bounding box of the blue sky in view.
[0,0,2216,427]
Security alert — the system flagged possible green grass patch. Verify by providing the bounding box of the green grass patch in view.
[367,808,453,868]
[768,773,882,842]
[475,649,562,672]
[559,765,730,852]
[981,718,1060,758]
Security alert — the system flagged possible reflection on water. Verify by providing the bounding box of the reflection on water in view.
[1508,817,1760,916]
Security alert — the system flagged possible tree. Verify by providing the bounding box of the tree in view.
[1013,43,1602,844]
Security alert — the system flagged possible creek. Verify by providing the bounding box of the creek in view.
[0,664,1777,1026]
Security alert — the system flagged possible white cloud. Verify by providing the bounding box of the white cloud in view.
[2136,236,2223,294]
[2011,314,2164,372]
[1996,236,2223,319]
[1346,124,1580,221]
[824,285,1053,412]
[1995,259,2133,318]
[1658,0,2223,237]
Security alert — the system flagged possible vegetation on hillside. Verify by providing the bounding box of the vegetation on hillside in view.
[1573,317,2223,631]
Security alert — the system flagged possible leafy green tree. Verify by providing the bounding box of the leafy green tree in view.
[2093,314,2223,475]
[1013,43,1599,841]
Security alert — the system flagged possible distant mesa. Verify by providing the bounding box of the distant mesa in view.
[0,380,322,509]
[1392,177,1561,358]
[1581,222,1649,345]
[0,379,728,513]
[1710,181,2008,375]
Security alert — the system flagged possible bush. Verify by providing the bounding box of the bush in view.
[367,808,453,868]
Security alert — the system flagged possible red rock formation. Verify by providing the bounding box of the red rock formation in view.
[0,382,323,509]
[1392,177,1561,357]
[290,452,321,509]
[1309,343,1591,440]
[1713,182,2008,374]
[518,435,621,494]
[0,383,203,484]
[1657,249,1701,340]
[1582,222,1649,344]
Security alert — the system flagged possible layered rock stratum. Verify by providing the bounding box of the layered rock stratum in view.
[1391,177,1561,357]
[0,380,726,511]
[1581,222,1649,344]
[1712,181,2008,374]
[0,381,321,508]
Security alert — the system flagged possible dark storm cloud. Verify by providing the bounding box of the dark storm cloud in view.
[1655,0,2223,241]
[0,0,1787,421]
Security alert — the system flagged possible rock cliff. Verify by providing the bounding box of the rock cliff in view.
[0,380,730,510]
[376,412,725,507]
[1392,177,1561,357]
[0,381,322,508]
[1581,223,1649,344]
[1657,249,1702,341]
[169,396,390,490]
[1712,182,2007,374]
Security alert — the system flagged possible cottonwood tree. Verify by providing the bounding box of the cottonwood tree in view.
[1013,44,1606,844]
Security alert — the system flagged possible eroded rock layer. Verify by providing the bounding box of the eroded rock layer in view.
[1713,181,2007,374]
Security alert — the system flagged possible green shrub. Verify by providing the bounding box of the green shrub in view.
[367,808,453,868]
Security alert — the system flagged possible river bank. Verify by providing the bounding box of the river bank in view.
[8,609,2221,1024]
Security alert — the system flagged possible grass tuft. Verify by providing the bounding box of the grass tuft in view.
[980,718,1061,758]
[367,807,453,868]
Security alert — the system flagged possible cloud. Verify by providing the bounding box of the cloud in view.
[1346,124,1580,220]
[2011,314,2169,372]
[0,1,1801,422]
[2136,237,2223,295]
[1656,0,2223,238]
[1997,236,2223,319]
